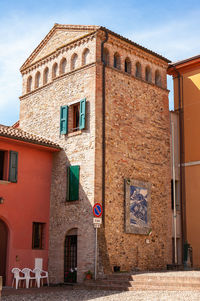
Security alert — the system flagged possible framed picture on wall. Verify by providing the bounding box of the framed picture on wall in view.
[125,179,151,235]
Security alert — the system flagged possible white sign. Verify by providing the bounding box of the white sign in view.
[94,223,101,228]
[93,218,102,224]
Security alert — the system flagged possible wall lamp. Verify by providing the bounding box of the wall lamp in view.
[0,197,4,204]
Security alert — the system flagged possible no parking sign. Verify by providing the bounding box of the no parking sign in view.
[93,203,103,218]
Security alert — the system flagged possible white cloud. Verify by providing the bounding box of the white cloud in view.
[126,10,200,62]
[0,7,109,124]
[1,7,200,124]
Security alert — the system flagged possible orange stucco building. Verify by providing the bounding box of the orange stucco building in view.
[0,125,60,286]
[168,55,200,267]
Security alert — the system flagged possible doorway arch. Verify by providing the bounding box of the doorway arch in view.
[0,219,8,285]
[64,228,77,283]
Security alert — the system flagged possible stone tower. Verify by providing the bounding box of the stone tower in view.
[19,24,172,283]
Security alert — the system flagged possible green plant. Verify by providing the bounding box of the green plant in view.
[84,270,93,279]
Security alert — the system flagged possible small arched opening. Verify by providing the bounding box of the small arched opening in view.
[43,67,49,85]
[35,71,41,89]
[82,48,90,66]
[145,66,152,83]
[60,58,67,75]
[64,228,78,283]
[52,62,58,79]
[113,52,121,70]
[71,53,78,71]
[155,70,162,87]
[27,75,32,93]
[125,57,131,74]
[135,62,142,78]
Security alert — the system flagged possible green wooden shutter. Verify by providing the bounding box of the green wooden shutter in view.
[66,166,70,201]
[60,105,68,134]
[69,165,80,201]
[9,151,18,183]
[79,98,86,130]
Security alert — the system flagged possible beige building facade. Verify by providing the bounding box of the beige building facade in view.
[168,56,200,267]
[170,111,182,264]
[19,24,172,283]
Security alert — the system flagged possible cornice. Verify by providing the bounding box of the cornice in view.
[102,34,168,69]
[20,62,96,100]
[21,24,169,74]
[99,27,170,64]
[21,31,97,75]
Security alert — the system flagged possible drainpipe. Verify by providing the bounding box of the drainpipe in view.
[173,66,186,263]
[171,121,177,264]
[101,30,108,225]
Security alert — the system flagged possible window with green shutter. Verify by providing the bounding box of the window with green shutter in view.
[60,105,68,134]
[60,98,86,135]
[8,151,18,183]
[66,165,80,201]
[79,98,86,130]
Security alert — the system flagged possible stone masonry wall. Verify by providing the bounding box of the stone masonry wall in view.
[20,63,97,283]
[100,64,171,272]
[19,26,172,282]
[95,33,172,274]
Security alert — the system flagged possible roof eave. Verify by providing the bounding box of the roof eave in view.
[99,26,171,63]
[0,133,61,151]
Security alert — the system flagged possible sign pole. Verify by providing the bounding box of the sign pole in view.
[93,203,102,281]
[95,227,97,280]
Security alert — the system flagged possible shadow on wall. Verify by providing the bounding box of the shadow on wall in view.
[48,147,112,283]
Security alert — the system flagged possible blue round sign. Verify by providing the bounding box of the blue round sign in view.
[93,203,103,217]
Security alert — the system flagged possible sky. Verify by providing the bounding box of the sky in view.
[1,0,200,126]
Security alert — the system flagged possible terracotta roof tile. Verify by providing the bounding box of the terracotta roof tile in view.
[0,124,61,150]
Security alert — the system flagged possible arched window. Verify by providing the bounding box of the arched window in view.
[155,70,162,87]
[103,48,109,66]
[71,53,78,70]
[145,66,152,83]
[135,62,142,78]
[60,58,67,75]
[43,67,49,85]
[125,57,131,74]
[64,228,78,283]
[113,52,120,69]
[52,62,58,79]
[82,48,90,65]
[27,76,32,93]
[35,71,40,89]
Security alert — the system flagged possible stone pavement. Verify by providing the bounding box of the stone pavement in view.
[2,287,200,301]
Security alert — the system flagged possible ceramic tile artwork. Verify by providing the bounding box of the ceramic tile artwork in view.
[125,179,151,235]
[130,185,148,227]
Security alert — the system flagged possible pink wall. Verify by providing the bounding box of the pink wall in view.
[0,137,58,286]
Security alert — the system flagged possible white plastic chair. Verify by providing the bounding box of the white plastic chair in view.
[11,268,26,289]
[21,268,36,288]
[33,268,49,288]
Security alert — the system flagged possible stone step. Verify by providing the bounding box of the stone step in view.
[105,274,200,283]
[75,282,200,292]
[129,285,200,291]
[97,279,200,286]
[132,281,200,288]
[78,273,200,292]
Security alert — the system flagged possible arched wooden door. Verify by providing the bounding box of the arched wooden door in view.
[64,230,77,283]
[0,219,8,285]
